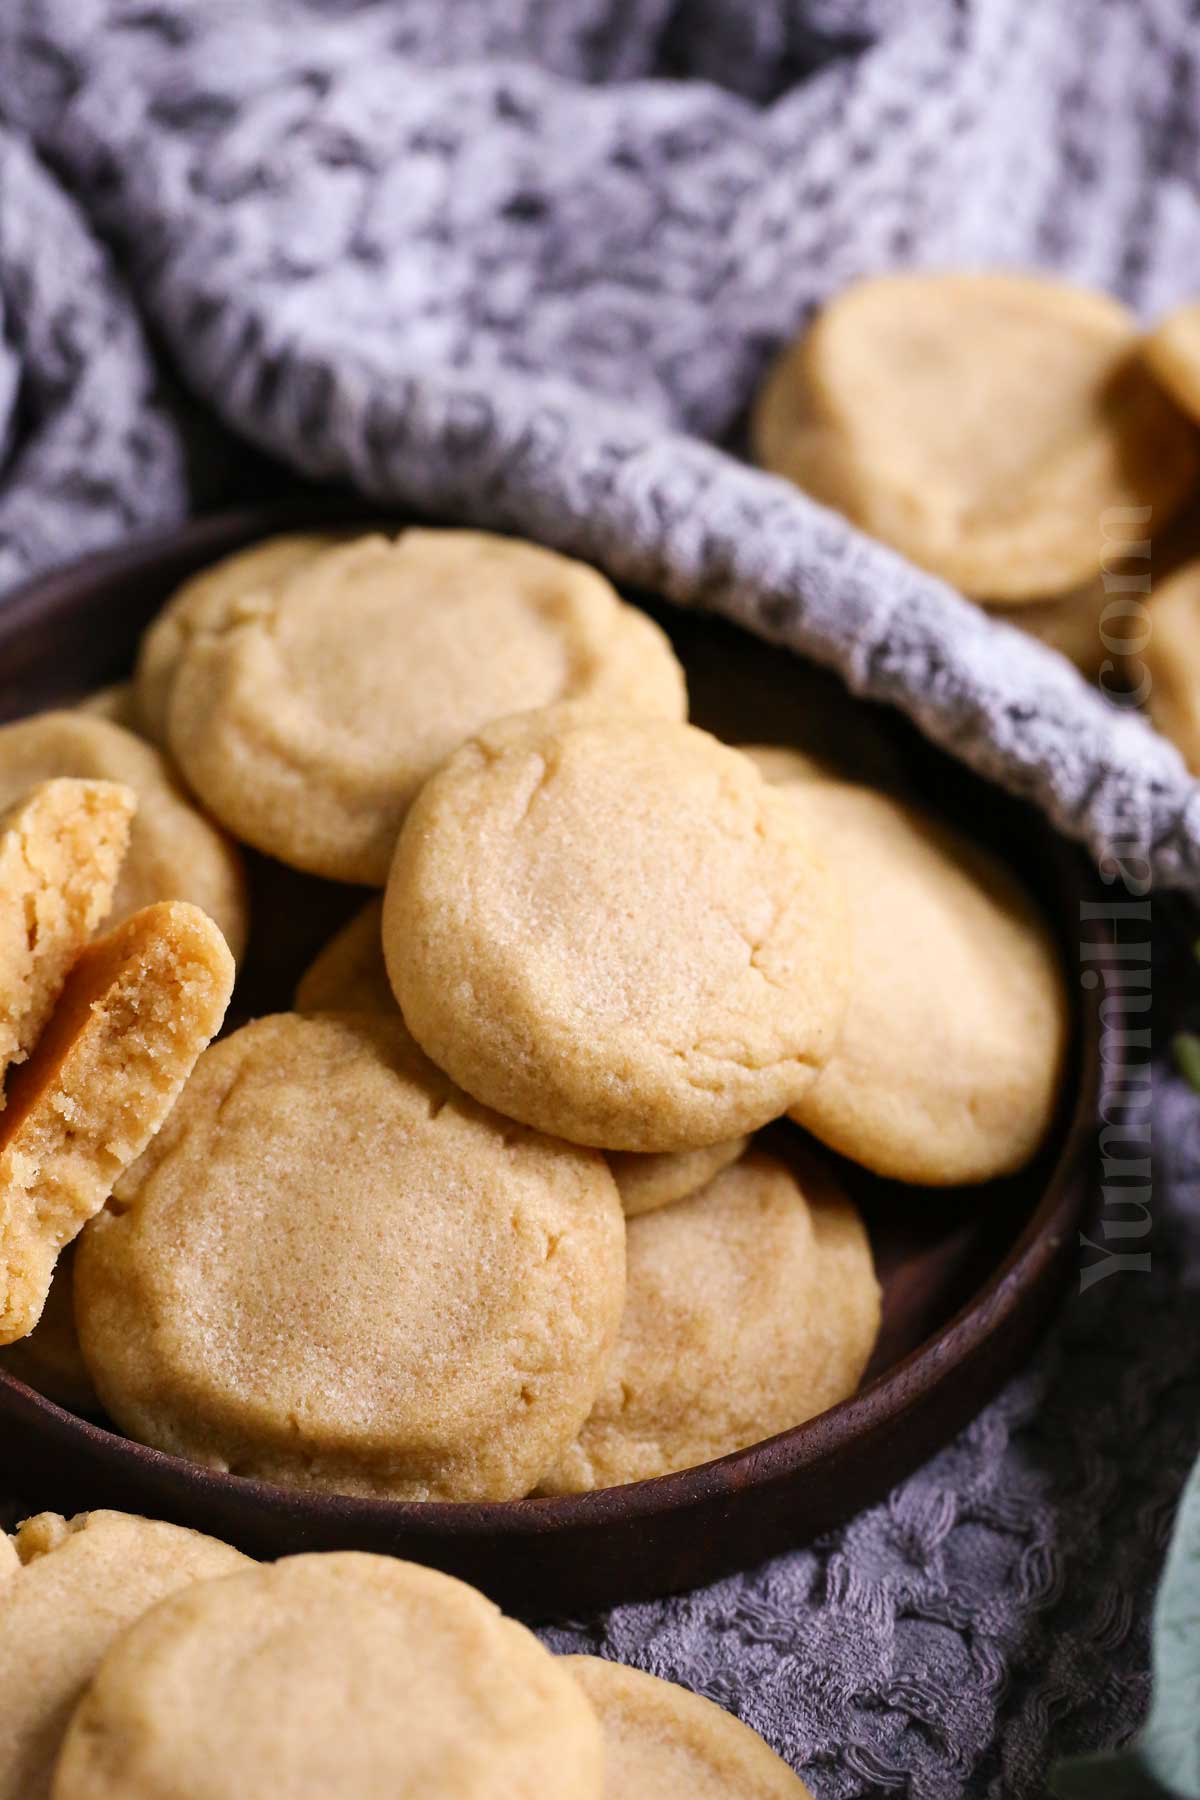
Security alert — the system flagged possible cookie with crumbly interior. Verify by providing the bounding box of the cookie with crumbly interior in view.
[0,713,247,960]
[1145,301,1200,425]
[748,746,1069,1184]
[52,1553,603,1800]
[0,780,134,1092]
[541,1150,879,1492]
[0,1509,247,1800]
[165,530,687,883]
[564,1658,814,1799]
[75,1012,625,1501]
[753,272,1198,601]
[386,707,848,1152]
[0,902,234,1344]
[608,1137,748,1218]
[134,531,343,743]
[294,898,394,1014]
[0,1245,96,1413]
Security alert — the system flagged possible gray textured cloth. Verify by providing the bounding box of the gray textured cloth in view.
[0,2,1197,1793]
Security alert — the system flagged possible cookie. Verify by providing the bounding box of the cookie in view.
[75,1011,625,1500]
[0,713,248,960]
[0,1246,96,1413]
[1145,302,1200,425]
[74,685,142,732]
[987,576,1117,679]
[386,708,848,1152]
[564,1657,814,1799]
[0,780,134,1091]
[1145,559,1200,772]
[52,1553,603,1800]
[294,898,393,1014]
[0,1509,246,1800]
[540,1150,879,1492]
[0,901,234,1344]
[753,272,1198,601]
[608,1137,748,1218]
[134,531,342,743]
[750,748,1069,1184]
[164,530,687,883]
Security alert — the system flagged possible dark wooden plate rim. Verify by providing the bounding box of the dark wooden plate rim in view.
[0,507,1098,1548]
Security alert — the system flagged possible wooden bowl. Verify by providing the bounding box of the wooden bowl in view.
[0,505,1102,1617]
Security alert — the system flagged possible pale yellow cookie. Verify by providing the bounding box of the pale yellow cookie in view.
[608,1137,748,1218]
[564,1658,814,1799]
[0,1509,246,1800]
[1144,558,1200,771]
[134,531,342,742]
[748,747,1068,1183]
[1145,301,1200,425]
[753,272,1199,601]
[386,708,848,1152]
[0,780,134,1091]
[165,530,687,883]
[0,902,234,1344]
[0,714,248,960]
[53,1553,604,1800]
[73,685,142,732]
[294,898,393,1014]
[0,1246,96,1413]
[541,1150,879,1493]
[75,1012,624,1501]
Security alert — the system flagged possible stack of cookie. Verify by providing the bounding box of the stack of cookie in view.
[753,268,1200,683]
[0,522,1068,1503]
[1,1508,815,1797]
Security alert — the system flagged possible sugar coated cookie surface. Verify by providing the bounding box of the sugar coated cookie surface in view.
[1145,559,1200,773]
[75,1012,625,1500]
[540,1150,879,1492]
[1145,301,1200,425]
[608,1137,748,1218]
[52,1553,604,1800]
[0,713,248,960]
[749,748,1069,1184]
[0,1509,246,1800]
[0,779,134,1090]
[386,708,848,1152]
[753,272,1198,600]
[135,531,343,742]
[0,902,234,1344]
[165,530,687,883]
[294,898,393,1014]
[564,1658,814,1799]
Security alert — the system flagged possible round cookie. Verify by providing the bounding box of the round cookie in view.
[540,1150,879,1493]
[753,272,1199,601]
[53,1553,603,1800]
[165,530,687,884]
[0,1509,247,1800]
[0,902,235,1344]
[386,708,848,1152]
[0,713,248,960]
[0,779,134,1090]
[75,1012,625,1501]
[987,575,1118,680]
[609,1137,748,1218]
[749,747,1069,1184]
[1145,301,1200,425]
[74,684,142,732]
[134,531,342,743]
[1144,558,1200,772]
[0,1246,97,1413]
[564,1657,814,1799]
[294,898,393,1014]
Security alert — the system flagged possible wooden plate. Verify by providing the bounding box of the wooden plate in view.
[0,505,1103,1617]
